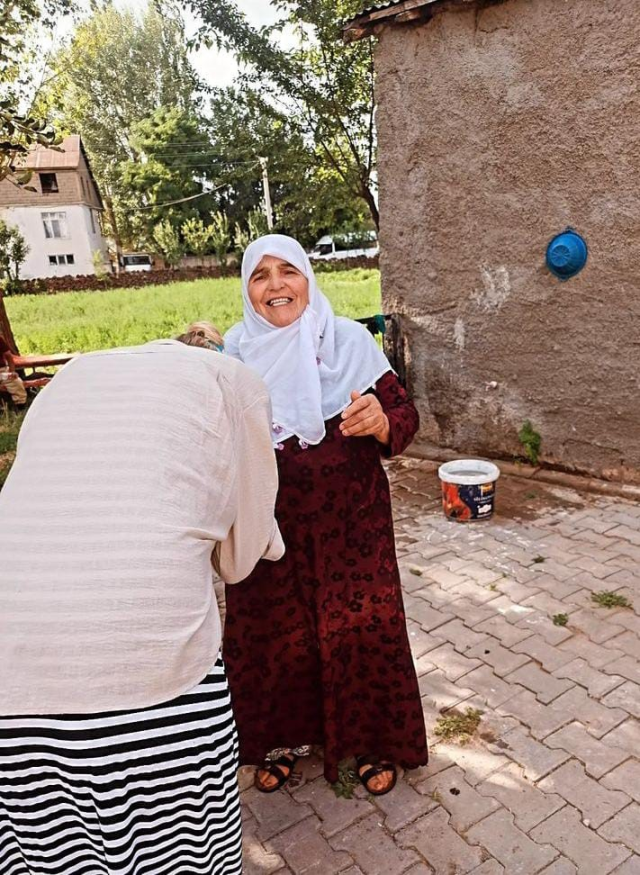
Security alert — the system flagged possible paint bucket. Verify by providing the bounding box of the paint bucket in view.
[438,459,501,522]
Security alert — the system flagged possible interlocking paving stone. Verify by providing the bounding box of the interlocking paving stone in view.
[474,615,535,648]
[602,761,640,802]
[477,762,565,832]
[419,668,476,711]
[504,664,575,704]
[497,690,573,740]
[497,728,571,781]
[416,765,499,832]
[538,859,578,874]
[243,815,287,875]
[530,806,631,874]
[463,665,523,708]
[470,861,505,875]
[545,722,631,778]
[538,760,631,828]
[370,774,438,833]
[612,855,640,874]
[329,813,419,875]
[512,635,577,672]
[423,642,483,682]
[434,742,510,787]
[553,658,626,698]
[558,635,625,668]
[405,596,455,632]
[245,786,315,842]
[602,682,640,719]
[434,619,491,653]
[267,817,354,875]
[293,778,375,838]
[397,807,484,874]
[407,622,445,658]
[607,632,640,661]
[551,686,629,738]
[466,809,557,874]
[467,639,532,677]
[601,719,640,756]
[598,805,640,855]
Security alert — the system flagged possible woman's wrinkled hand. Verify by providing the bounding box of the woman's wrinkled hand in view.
[340,390,390,445]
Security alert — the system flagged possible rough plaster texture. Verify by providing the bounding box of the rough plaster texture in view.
[375,0,640,480]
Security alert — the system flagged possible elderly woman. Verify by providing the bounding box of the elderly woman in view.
[224,234,428,796]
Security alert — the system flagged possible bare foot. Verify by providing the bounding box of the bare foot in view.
[357,758,397,795]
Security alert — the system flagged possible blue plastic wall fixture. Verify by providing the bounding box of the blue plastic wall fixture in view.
[546,229,588,281]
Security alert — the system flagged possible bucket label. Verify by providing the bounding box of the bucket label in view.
[442,481,495,522]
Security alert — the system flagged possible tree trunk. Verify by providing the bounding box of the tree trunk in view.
[103,195,123,275]
[361,184,380,231]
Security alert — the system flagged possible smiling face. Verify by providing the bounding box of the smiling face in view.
[247,255,310,328]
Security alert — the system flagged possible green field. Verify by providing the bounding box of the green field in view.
[6,269,381,355]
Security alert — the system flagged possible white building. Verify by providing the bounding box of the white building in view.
[0,135,111,279]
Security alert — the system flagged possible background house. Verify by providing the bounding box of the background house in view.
[0,135,111,279]
[346,0,640,482]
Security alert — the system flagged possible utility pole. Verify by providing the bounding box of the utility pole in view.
[259,157,274,230]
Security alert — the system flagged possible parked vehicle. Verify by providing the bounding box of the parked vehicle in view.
[120,253,153,272]
[309,232,378,261]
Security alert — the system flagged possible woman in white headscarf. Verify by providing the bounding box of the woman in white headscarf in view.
[224,235,428,796]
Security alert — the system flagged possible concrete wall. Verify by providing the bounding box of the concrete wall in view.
[375,0,640,481]
[1,204,110,279]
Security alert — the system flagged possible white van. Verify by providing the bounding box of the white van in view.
[121,253,153,272]
[309,232,378,261]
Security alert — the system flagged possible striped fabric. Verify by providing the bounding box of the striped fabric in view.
[0,657,242,875]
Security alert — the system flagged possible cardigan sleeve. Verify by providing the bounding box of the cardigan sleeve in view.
[375,370,420,458]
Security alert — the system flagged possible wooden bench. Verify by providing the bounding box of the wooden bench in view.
[1,352,77,393]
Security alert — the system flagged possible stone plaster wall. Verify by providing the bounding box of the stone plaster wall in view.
[375,0,640,480]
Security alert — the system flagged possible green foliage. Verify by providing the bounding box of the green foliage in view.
[591,591,633,609]
[153,220,184,269]
[43,2,204,249]
[552,613,569,627]
[0,219,29,295]
[6,270,381,355]
[208,212,232,270]
[91,250,109,283]
[188,0,379,228]
[181,218,213,258]
[122,107,216,237]
[234,209,268,259]
[434,708,483,745]
[518,420,542,466]
[0,0,69,185]
[331,761,359,800]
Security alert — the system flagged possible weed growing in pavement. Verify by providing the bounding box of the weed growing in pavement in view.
[532,556,546,564]
[552,613,569,626]
[434,708,483,745]
[591,591,633,609]
[518,420,542,466]
[331,761,359,799]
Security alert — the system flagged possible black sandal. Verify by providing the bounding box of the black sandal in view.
[255,752,299,793]
[356,754,398,796]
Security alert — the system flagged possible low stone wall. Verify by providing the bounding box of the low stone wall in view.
[17,255,380,295]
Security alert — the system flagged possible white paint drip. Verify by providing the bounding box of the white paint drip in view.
[474,265,512,311]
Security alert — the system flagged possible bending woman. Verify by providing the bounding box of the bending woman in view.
[224,234,428,796]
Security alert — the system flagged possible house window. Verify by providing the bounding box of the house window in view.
[40,173,59,194]
[90,210,96,233]
[42,211,69,239]
[48,254,75,265]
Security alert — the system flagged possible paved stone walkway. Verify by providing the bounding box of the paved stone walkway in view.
[238,458,640,875]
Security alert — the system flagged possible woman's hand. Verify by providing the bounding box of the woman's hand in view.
[340,390,390,445]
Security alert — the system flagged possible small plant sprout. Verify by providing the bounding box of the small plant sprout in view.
[532,556,546,565]
[331,761,359,799]
[408,566,423,577]
[552,613,569,627]
[518,420,542,466]
[591,591,633,610]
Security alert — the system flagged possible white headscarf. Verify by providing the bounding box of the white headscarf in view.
[224,234,391,447]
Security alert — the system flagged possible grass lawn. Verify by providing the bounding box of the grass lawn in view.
[0,408,24,489]
[6,269,381,355]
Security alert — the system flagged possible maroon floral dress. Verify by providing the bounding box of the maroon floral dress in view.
[223,371,428,783]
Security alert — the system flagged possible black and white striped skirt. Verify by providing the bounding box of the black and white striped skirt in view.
[0,656,242,875]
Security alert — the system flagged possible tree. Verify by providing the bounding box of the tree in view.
[208,212,231,271]
[153,219,184,268]
[0,0,71,185]
[0,219,29,295]
[181,217,213,261]
[187,0,378,228]
[234,209,268,261]
[121,107,217,239]
[43,2,205,250]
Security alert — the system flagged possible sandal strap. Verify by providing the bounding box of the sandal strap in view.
[359,763,395,787]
